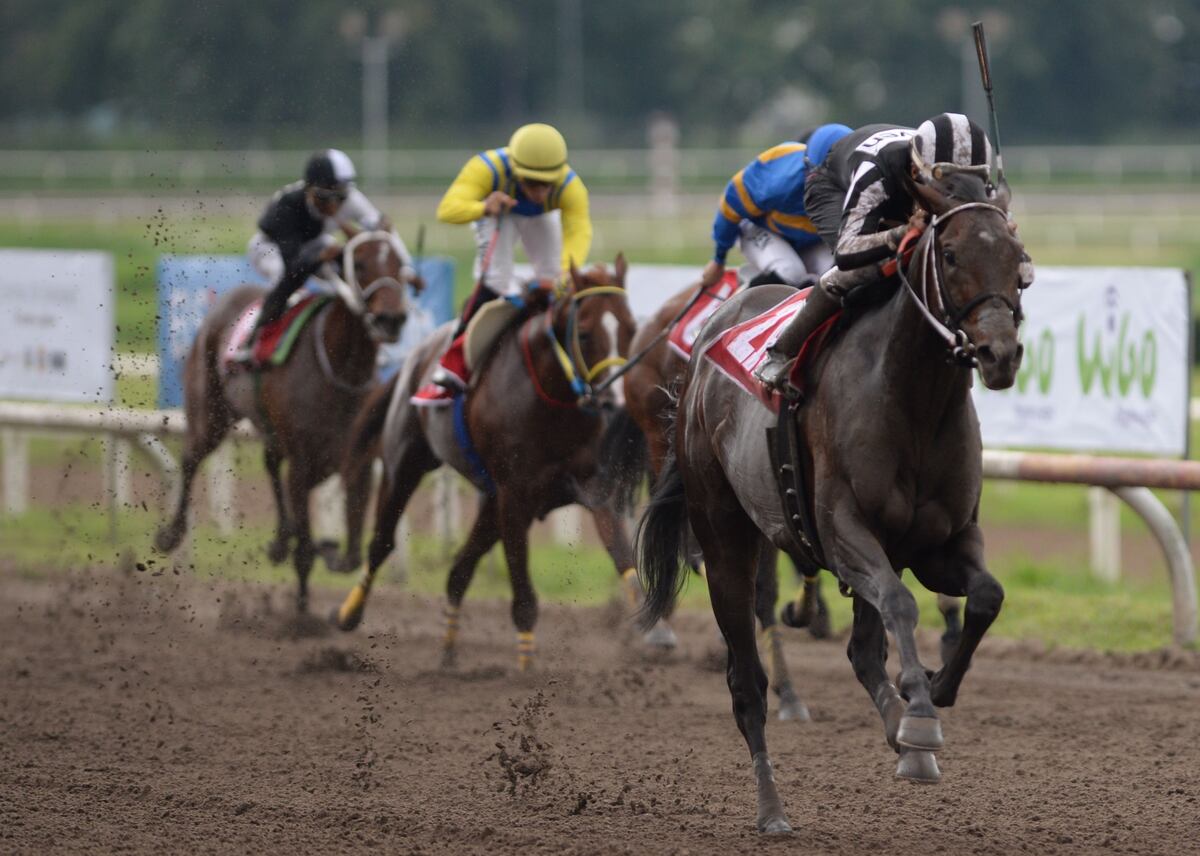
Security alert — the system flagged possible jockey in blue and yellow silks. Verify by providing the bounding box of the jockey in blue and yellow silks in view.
[699,123,852,291]
[413,122,592,405]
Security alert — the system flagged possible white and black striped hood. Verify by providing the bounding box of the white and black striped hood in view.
[910,113,992,180]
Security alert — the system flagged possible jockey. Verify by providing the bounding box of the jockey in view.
[755,113,999,389]
[699,123,852,291]
[239,149,416,361]
[412,122,591,404]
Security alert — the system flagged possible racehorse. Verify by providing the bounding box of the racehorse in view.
[333,255,678,668]
[639,176,1027,833]
[155,231,411,612]
[616,275,827,722]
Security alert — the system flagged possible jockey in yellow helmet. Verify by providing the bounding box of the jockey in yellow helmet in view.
[413,123,592,405]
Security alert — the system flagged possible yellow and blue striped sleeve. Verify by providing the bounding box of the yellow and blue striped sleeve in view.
[555,170,592,272]
[435,153,498,224]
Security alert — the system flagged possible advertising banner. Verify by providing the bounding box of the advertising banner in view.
[972,267,1190,456]
[0,249,114,403]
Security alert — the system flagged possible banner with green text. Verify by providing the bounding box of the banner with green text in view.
[972,267,1190,456]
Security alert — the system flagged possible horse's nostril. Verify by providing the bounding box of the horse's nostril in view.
[976,345,996,365]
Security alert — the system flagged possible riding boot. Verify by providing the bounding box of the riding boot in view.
[753,286,843,390]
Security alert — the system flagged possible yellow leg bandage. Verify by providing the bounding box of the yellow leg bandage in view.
[516,631,536,671]
[337,583,368,627]
[443,603,461,648]
[620,567,641,610]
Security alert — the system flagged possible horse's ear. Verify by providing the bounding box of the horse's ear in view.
[614,252,627,285]
[911,179,954,216]
[993,176,1012,212]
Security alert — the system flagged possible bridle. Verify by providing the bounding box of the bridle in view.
[312,230,411,393]
[895,201,1024,367]
[523,281,630,407]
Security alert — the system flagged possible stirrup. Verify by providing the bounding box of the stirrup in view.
[431,366,466,391]
[753,351,795,391]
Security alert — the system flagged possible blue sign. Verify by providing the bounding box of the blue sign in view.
[156,255,455,408]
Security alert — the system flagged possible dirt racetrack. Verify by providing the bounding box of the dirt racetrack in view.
[3,566,1199,855]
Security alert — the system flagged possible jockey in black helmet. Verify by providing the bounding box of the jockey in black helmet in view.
[238,149,418,361]
[755,113,1005,389]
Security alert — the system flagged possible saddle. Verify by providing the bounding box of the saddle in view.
[224,294,330,371]
[463,297,523,374]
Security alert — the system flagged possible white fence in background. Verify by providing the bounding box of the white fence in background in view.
[1,401,1196,645]
[2,145,1199,189]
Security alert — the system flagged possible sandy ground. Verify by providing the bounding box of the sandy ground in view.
[2,566,1199,856]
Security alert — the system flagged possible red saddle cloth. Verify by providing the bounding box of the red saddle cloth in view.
[702,286,841,413]
[224,294,325,369]
[667,271,741,360]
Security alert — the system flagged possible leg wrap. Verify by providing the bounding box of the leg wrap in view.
[516,631,536,671]
[443,603,461,650]
[620,567,642,610]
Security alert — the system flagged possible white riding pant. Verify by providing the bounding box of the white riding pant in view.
[473,211,562,296]
[737,222,833,284]
[247,231,285,286]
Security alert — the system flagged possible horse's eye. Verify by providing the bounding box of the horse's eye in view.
[942,249,957,266]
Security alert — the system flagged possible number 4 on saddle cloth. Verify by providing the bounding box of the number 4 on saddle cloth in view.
[222,294,331,371]
[668,270,741,360]
[703,286,843,413]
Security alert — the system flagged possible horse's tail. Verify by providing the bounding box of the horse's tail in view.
[636,450,689,627]
[595,405,649,515]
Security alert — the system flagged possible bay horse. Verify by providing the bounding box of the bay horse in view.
[617,276,828,722]
[154,231,411,612]
[640,176,1027,833]
[332,255,678,669]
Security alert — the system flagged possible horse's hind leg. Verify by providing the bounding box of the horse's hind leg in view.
[154,357,232,553]
[589,503,677,650]
[441,493,501,667]
[754,547,809,722]
[694,506,791,834]
[780,564,831,640]
[263,444,292,564]
[937,593,963,666]
[333,443,436,631]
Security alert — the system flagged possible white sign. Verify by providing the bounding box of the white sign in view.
[0,250,114,403]
[972,267,1190,456]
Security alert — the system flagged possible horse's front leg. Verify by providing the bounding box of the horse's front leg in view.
[498,488,538,671]
[589,503,677,650]
[263,444,292,564]
[829,508,944,779]
[910,524,1004,708]
[286,460,318,613]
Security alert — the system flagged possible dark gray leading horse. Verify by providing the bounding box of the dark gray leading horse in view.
[639,176,1027,834]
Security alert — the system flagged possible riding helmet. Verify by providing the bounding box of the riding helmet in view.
[304,149,358,190]
[508,123,569,183]
[909,113,993,182]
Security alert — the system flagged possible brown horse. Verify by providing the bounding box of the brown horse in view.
[333,255,678,668]
[640,177,1027,833]
[155,231,411,612]
[616,276,826,721]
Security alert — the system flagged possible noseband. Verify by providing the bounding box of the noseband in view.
[530,284,630,406]
[896,202,1023,367]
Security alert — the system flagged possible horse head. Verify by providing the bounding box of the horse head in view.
[337,231,410,344]
[562,253,637,395]
[911,175,1029,390]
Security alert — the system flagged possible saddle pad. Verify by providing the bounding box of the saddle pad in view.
[464,298,521,372]
[703,287,841,412]
[667,270,740,360]
[223,294,329,370]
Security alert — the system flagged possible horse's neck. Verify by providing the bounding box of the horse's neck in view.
[872,281,972,432]
[325,299,376,378]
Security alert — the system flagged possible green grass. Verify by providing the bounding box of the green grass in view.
[0,501,1181,652]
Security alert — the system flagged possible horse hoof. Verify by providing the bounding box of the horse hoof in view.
[808,600,832,640]
[330,585,367,632]
[779,601,805,629]
[153,527,181,554]
[895,749,941,784]
[266,539,289,565]
[897,715,944,751]
[643,621,678,650]
[777,697,811,723]
[758,815,793,836]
